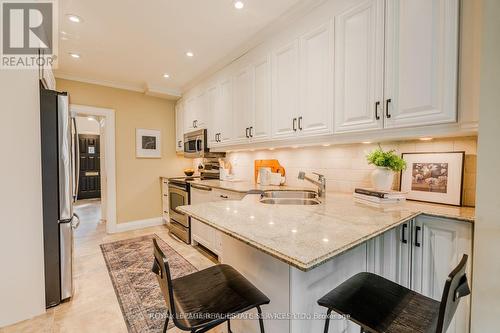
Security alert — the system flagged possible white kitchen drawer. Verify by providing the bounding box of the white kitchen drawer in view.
[212,189,245,201]
[191,217,216,252]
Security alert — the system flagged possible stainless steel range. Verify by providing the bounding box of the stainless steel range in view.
[167,177,195,243]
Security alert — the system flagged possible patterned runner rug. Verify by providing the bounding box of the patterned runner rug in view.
[100,234,198,332]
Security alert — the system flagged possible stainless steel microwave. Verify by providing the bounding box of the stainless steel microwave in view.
[183,129,224,158]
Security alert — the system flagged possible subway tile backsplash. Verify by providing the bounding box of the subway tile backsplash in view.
[226,136,477,207]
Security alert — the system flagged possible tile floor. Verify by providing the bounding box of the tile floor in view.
[1,200,223,333]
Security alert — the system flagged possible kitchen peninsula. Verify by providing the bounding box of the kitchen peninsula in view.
[179,191,474,333]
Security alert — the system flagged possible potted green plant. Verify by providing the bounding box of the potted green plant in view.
[366,146,407,190]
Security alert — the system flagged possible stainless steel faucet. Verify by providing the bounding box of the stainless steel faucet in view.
[298,171,326,198]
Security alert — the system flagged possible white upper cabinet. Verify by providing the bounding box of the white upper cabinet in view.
[272,39,299,139]
[233,65,254,143]
[183,97,196,132]
[299,21,334,136]
[384,0,459,128]
[175,101,184,152]
[218,77,233,143]
[184,91,207,132]
[334,0,385,133]
[252,56,271,141]
[207,85,220,146]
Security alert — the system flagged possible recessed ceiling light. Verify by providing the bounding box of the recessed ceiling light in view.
[269,148,275,151]
[69,52,80,59]
[186,51,194,57]
[362,141,372,144]
[420,137,433,141]
[67,14,82,23]
[322,144,331,147]
[234,1,244,9]
[291,229,298,233]
[163,73,170,79]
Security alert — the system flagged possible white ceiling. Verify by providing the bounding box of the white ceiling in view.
[55,0,302,96]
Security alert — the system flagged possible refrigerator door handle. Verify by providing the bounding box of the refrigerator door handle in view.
[58,94,73,221]
[72,117,80,202]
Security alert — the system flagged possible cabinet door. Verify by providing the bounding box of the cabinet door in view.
[184,97,196,132]
[252,56,271,141]
[272,40,299,139]
[219,77,234,142]
[233,66,254,143]
[299,21,333,136]
[207,85,220,147]
[412,216,472,333]
[367,222,411,288]
[384,0,459,128]
[175,102,184,152]
[195,91,207,128]
[334,0,385,133]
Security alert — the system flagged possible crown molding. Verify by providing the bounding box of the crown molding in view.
[181,0,327,92]
[54,71,181,99]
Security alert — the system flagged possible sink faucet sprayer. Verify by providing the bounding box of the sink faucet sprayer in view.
[298,171,326,198]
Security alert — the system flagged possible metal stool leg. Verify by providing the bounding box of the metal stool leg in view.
[324,309,332,333]
[162,312,170,333]
[256,306,265,333]
[227,319,233,333]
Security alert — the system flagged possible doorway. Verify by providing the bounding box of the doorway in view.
[71,104,117,234]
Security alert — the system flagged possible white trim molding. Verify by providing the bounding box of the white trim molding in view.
[114,217,165,233]
[55,72,182,99]
[70,104,118,234]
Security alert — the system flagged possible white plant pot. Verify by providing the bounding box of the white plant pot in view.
[371,167,395,191]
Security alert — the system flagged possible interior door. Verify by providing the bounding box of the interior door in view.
[272,39,299,139]
[233,65,254,143]
[299,21,333,136]
[334,0,385,133]
[77,134,101,200]
[384,0,459,128]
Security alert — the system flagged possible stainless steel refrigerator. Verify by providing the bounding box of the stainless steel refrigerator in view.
[40,84,80,308]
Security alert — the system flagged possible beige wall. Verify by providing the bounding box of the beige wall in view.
[57,79,190,224]
[471,0,500,330]
[0,70,46,326]
[226,136,477,206]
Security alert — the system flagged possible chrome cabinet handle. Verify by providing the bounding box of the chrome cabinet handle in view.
[293,118,297,131]
[249,126,253,137]
[298,116,303,130]
[246,127,250,138]
[220,194,229,199]
[385,99,392,118]
[375,101,380,120]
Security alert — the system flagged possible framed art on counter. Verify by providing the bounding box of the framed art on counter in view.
[400,152,465,206]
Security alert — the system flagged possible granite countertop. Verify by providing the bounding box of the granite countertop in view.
[189,179,316,193]
[178,192,475,272]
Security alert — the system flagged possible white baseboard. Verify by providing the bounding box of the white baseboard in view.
[113,216,164,233]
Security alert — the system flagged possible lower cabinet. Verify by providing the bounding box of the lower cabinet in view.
[367,216,473,333]
[190,185,245,257]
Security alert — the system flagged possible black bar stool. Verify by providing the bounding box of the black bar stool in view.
[318,254,470,333]
[152,239,270,333]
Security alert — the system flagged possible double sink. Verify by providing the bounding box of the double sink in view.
[259,190,321,205]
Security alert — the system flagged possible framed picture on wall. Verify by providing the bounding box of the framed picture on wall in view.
[400,152,465,206]
[136,129,161,158]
